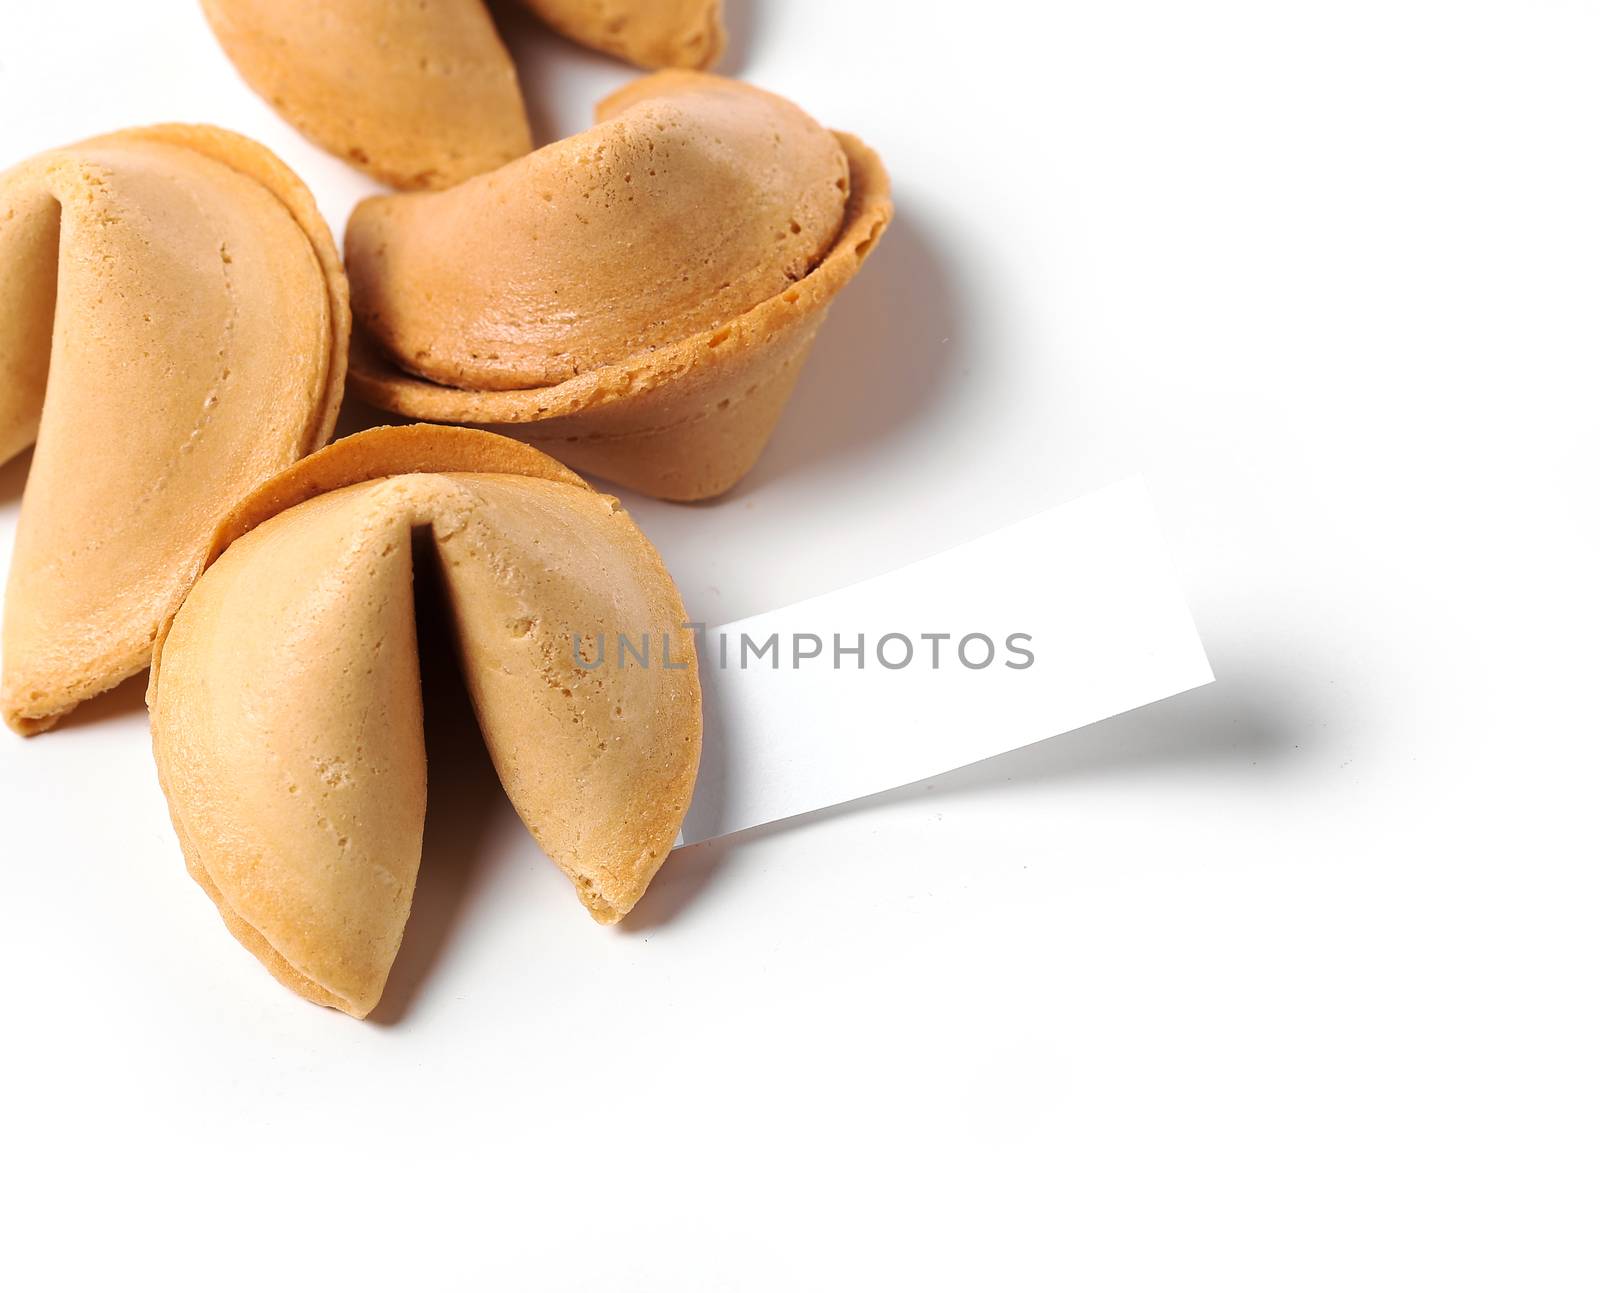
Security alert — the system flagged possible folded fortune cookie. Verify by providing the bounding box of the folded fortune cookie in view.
[525,0,725,70]
[201,0,725,190]
[0,124,349,735]
[148,425,702,1018]
[346,71,894,500]
[201,0,532,190]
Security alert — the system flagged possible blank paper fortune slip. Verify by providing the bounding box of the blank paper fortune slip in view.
[680,479,1214,844]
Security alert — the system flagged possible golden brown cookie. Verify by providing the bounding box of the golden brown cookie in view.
[346,72,894,500]
[523,0,725,70]
[200,0,727,189]
[0,125,349,735]
[200,0,533,190]
[148,425,703,1018]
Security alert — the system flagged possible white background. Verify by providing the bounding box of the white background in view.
[2,1,1597,1287]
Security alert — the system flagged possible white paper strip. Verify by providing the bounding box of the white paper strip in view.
[681,478,1213,843]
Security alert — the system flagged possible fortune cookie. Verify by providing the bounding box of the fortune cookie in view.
[148,425,702,1018]
[0,125,348,735]
[525,0,725,70]
[200,0,532,190]
[200,0,725,190]
[346,71,894,500]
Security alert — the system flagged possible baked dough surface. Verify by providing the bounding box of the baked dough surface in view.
[149,426,702,1018]
[347,72,894,500]
[0,125,348,734]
